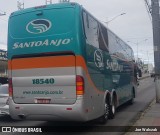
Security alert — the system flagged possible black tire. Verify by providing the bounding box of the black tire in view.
[98,100,109,124]
[128,89,135,105]
[128,97,134,105]
[138,69,142,77]
[109,97,116,119]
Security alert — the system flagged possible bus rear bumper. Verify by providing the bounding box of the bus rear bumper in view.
[9,98,90,122]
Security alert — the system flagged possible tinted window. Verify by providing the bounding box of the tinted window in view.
[83,11,99,49]
[9,8,75,38]
[98,24,109,52]
[108,31,134,61]
[0,77,8,84]
[0,86,8,94]
[0,85,8,94]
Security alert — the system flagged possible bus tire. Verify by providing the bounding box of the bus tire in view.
[128,88,135,105]
[128,97,134,105]
[98,99,109,124]
[109,96,116,119]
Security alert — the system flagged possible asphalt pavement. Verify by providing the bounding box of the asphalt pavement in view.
[0,73,156,135]
[125,74,160,135]
[124,101,160,135]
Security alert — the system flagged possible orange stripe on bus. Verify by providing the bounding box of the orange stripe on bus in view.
[76,56,88,72]
[8,56,87,70]
[8,60,12,70]
[8,55,76,70]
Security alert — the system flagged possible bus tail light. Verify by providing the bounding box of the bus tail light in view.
[76,75,84,95]
[9,78,13,97]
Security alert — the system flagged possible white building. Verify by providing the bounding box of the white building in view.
[143,63,154,73]
[148,63,154,73]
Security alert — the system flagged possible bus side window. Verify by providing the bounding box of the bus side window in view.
[82,11,88,39]
[86,13,89,28]
[98,24,109,52]
[82,11,99,49]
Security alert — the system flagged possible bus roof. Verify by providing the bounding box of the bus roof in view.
[10,2,81,17]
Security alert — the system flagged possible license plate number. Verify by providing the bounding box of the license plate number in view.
[35,99,51,104]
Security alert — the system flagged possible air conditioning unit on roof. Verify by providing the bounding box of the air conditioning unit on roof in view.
[59,0,70,3]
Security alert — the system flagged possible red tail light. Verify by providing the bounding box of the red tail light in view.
[9,78,13,97]
[76,75,84,95]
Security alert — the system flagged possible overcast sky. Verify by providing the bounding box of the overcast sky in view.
[0,0,153,64]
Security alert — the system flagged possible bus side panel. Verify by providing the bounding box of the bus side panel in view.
[108,30,136,106]
[112,57,133,105]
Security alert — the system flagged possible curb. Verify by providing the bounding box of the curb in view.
[123,98,156,135]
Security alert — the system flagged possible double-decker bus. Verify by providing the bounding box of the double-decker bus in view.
[8,2,137,123]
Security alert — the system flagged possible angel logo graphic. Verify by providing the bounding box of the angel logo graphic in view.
[94,50,104,68]
[26,19,52,34]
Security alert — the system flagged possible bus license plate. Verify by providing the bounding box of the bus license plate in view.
[35,99,51,104]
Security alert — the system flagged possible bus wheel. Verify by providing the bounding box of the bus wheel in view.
[128,89,135,105]
[128,96,134,105]
[109,98,116,119]
[99,100,109,124]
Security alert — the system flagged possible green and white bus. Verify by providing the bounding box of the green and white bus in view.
[8,2,137,123]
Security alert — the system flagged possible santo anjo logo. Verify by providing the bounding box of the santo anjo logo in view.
[26,19,52,34]
[94,50,104,68]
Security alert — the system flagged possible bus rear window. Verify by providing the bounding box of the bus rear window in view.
[9,8,75,38]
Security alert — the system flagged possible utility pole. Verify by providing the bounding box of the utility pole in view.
[144,0,152,20]
[17,1,24,10]
[151,0,160,103]
[46,0,52,5]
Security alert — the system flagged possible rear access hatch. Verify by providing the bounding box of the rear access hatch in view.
[11,53,76,104]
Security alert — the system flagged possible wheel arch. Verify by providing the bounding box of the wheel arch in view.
[103,90,111,105]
